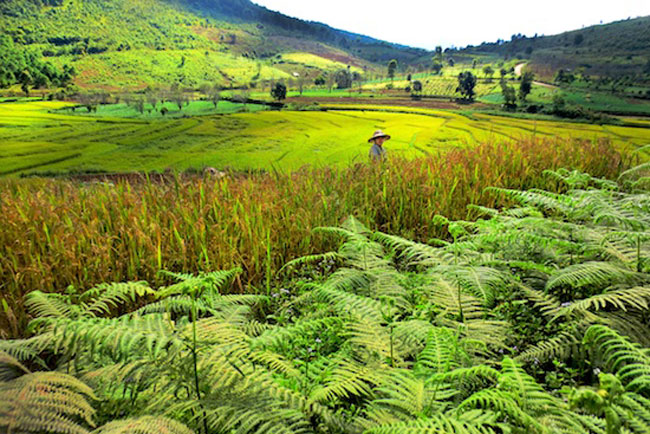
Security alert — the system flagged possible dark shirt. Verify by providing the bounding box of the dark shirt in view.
[369,143,386,161]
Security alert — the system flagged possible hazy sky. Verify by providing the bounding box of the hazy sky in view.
[252,0,650,49]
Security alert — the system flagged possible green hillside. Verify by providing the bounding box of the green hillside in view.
[0,0,427,91]
[461,15,650,81]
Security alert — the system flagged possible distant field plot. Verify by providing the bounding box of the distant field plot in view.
[280,52,363,72]
[1,101,649,176]
[60,100,267,119]
[361,70,504,99]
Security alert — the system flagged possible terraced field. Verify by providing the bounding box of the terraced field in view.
[2,100,649,176]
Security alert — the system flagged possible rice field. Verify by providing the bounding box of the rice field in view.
[1,100,649,176]
[0,137,626,337]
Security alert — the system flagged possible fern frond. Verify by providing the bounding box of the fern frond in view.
[346,317,403,365]
[280,251,341,273]
[584,325,650,393]
[433,266,510,306]
[80,282,155,317]
[94,416,193,434]
[313,279,385,322]
[619,162,650,181]
[546,261,646,292]
[310,359,384,403]
[515,323,584,364]
[0,350,30,381]
[414,327,464,375]
[368,369,428,419]
[372,231,449,266]
[553,287,650,320]
[518,285,562,319]
[424,275,485,321]
[0,336,49,368]
[619,393,650,428]
[0,372,96,434]
[486,187,574,215]
[252,317,343,348]
[49,314,183,361]
[25,291,83,320]
[458,388,543,432]
[158,268,241,298]
[430,365,500,385]
[364,410,500,434]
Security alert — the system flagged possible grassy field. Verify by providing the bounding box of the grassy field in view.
[2,100,649,176]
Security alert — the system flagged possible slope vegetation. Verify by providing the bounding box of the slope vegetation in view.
[0,0,426,90]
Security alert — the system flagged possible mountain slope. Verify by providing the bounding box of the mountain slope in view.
[462,15,650,80]
[0,0,427,91]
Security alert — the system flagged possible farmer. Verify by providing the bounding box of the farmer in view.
[368,130,390,162]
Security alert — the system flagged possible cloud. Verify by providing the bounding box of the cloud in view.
[253,0,650,49]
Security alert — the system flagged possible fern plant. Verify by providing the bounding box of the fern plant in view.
[3,165,650,434]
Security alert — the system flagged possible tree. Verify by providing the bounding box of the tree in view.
[411,80,423,98]
[20,73,31,97]
[483,66,494,82]
[326,73,336,93]
[352,71,363,93]
[271,82,287,101]
[552,93,566,113]
[135,98,145,114]
[519,71,534,102]
[335,69,352,89]
[434,46,443,62]
[574,34,584,45]
[314,76,326,86]
[456,71,476,101]
[173,91,187,110]
[387,59,398,82]
[555,69,576,84]
[500,77,517,109]
[210,88,220,108]
[296,74,305,95]
[472,58,479,69]
[448,58,455,67]
[147,91,158,110]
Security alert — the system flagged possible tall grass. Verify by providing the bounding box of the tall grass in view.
[0,137,626,336]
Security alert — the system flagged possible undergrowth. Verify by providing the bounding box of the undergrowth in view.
[2,161,650,433]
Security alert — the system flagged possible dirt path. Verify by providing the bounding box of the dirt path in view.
[514,63,526,77]
[514,62,558,90]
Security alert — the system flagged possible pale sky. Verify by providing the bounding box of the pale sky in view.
[252,0,650,50]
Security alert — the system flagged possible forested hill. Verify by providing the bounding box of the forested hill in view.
[0,0,427,90]
[461,15,650,79]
